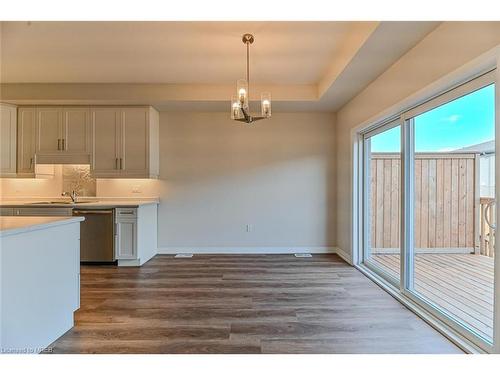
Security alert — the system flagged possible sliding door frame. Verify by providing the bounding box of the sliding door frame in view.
[361,118,401,288]
[352,46,500,353]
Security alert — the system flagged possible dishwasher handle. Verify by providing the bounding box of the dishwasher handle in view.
[73,210,114,215]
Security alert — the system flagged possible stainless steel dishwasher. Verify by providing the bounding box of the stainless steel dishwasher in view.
[73,209,116,263]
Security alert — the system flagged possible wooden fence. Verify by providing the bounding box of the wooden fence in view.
[370,152,480,253]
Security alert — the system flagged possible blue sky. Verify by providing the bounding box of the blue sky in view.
[371,84,495,152]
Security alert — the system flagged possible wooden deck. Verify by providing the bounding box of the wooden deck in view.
[372,253,494,339]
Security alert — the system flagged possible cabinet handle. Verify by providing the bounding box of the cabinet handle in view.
[120,158,123,170]
[30,158,33,168]
[120,211,134,215]
[62,139,66,150]
[57,139,61,150]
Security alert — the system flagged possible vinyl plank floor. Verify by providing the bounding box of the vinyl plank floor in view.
[49,254,461,354]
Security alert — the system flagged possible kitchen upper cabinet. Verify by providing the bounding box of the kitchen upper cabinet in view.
[0,103,17,177]
[17,107,37,176]
[10,105,157,179]
[91,108,121,177]
[35,107,91,164]
[63,108,91,155]
[36,107,61,154]
[121,108,148,175]
[91,106,159,178]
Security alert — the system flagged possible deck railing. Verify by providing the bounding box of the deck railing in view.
[480,197,496,257]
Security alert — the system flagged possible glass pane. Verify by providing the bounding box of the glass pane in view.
[364,125,401,282]
[411,83,495,341]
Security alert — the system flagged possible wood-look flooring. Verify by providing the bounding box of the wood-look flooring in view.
[372,253,494,339]
[49,254,461,354]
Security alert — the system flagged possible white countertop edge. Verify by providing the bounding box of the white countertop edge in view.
[0,198,160,208]
[0,216,85,238]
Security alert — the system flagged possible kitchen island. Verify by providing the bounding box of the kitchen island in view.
[0,216,84,354]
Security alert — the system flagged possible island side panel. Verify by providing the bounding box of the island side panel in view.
[0,222,80,353]
[138,204,158,266]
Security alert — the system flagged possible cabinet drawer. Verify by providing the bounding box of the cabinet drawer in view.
[115,207,137,219]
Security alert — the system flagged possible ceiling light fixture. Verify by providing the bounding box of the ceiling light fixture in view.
[231,33,271,124]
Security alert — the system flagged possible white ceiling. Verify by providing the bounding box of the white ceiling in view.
[0,21,440,111]
[1,21,357,84]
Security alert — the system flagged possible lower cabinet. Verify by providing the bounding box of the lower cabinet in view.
[114,205,157,266]
[115,217,137,260]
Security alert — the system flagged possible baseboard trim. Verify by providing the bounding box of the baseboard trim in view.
[157,246,339,255]
[334,247,352,265]
[117,259,141,267]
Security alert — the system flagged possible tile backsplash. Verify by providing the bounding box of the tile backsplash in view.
[0,164,96,198]
[62,165,96,196]
[1,164,159,198]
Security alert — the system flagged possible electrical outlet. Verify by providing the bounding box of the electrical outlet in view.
[132,186,142,193]
[246,224,253,232]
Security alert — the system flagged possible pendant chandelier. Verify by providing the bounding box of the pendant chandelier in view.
[231,33,271,124]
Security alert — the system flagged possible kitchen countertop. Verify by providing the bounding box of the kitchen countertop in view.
[0,216,85,237]
[0,198,160,209]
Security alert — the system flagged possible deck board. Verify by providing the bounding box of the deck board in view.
[372,253,494,339]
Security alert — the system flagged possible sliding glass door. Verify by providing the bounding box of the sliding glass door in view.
[360,70,497,351]
[405,79,496,345]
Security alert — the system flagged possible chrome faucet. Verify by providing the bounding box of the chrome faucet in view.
[62,190,78,203]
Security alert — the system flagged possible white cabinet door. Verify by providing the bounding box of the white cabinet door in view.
[36,107,62,153]
[0,104,17,176]
[120,108,149,177]
[115,218,137,259]
[91,108,121,176]
[17,107,36,175]
[62,108,90,154]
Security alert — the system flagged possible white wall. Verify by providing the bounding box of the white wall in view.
[335,21,500,257]
[1,111,336,252]
[157,112,336,251]
[96,179,160,198]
